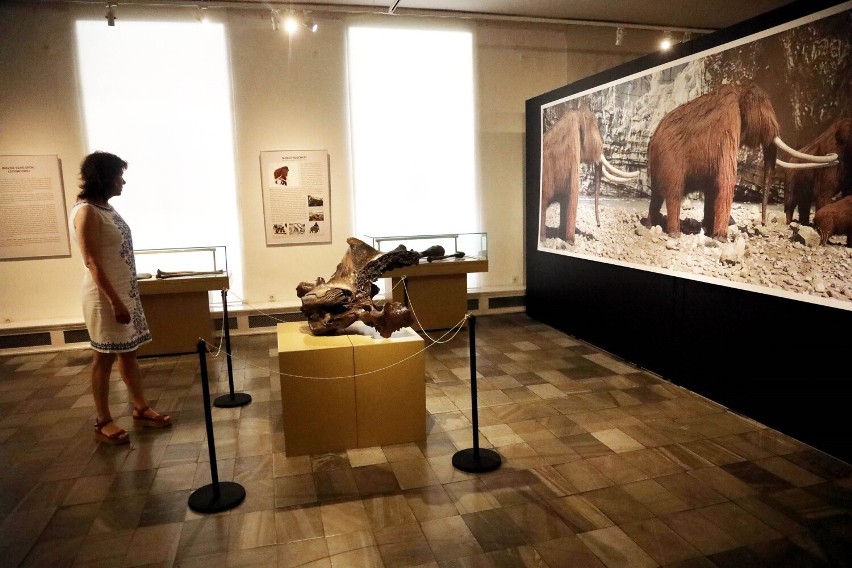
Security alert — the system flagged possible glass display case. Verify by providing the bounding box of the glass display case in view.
[364,233,487,261]
[133,246,227,280]
[362,233,488,332]
[131,246,229,357]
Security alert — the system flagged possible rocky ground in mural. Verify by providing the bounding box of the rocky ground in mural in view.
[542,197,852,304]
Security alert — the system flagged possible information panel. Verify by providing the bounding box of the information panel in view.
[0,155,71,260]
[260,149,331,245]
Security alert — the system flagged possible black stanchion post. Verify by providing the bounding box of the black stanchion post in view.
[188,339,246,513]
[452,314,502,473]
[214,288,252,408]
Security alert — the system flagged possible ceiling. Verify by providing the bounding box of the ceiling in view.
[81,0,801,32]
[329,0,799,30]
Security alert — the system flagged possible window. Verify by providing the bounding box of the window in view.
[75,20,242,296]
[347,25,478,238]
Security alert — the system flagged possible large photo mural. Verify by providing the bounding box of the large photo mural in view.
[537,2,852,310]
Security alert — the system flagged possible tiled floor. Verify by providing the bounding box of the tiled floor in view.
[1,312,850,567]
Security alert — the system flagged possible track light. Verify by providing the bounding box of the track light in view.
[196,2,209,24]
[270,9,280,31]
[280,11,318,34]
[615,27,623,46]
[284,14,299,34]
[105,2,116,27]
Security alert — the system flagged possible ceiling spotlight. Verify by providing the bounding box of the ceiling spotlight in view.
[659,32,673,51]
[105,2,116,27]
[284,14,299,34]
[196,4,209,24]
[278,11,317,35]
[270,9,280,31]
[615,27,624,46]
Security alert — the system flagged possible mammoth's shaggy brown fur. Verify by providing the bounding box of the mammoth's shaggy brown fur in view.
[540,108,603,244]
[647,82,780,240]
[785,118,852,225]
[813,195,852,247]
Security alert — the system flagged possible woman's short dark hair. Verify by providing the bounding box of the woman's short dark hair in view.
[78,151,127,200]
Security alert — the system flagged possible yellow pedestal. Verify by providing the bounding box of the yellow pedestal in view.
[277,321,425,456]
[347,323,426,448]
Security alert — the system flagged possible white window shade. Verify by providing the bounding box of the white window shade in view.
[347,26,478,237]
[75,20,242,296]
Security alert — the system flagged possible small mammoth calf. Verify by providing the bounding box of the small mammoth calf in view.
[813,195,852,247]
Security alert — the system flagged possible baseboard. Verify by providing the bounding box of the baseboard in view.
[0,288,526,356]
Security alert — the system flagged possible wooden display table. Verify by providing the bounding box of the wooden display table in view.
[383,257,488,331]
[277,321,426,456]
[136,274,229,357]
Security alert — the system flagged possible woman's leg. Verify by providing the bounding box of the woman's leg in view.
[117,350,149,411]
[118,350,171,425]
[92,350,124,436]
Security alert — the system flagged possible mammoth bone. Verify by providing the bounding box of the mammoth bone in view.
[296,237,422,338]
[416,244,466,262]
[540,108,639,244]
[155,269,225,279]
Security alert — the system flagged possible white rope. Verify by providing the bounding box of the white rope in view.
[198,313,468,380]
[225,289,295,325]
[199,287,471,380]
[400,276,458,344]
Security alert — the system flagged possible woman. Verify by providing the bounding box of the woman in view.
[70,151,171,445]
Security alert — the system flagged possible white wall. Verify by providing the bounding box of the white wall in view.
[0,2,658,325]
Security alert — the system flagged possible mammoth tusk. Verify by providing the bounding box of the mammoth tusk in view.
[156,269,225,279]
[776,159,838,170]
[773,137,838,163]
[600,154,640,178]
[602,169,634,184]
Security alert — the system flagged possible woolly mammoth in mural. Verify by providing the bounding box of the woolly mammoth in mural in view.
[540,108,639,244]
[645,82,837,240]
[813,196,852,247]
[784,118,851,225]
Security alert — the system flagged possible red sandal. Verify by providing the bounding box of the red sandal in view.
[133,406,172,429]
[94,418,130,445]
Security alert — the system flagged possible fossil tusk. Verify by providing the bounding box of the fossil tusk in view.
[774,137,838,163]
[156,269,225,279]
[427,252,465,262]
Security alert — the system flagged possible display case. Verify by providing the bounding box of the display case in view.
[365,233,487,261]
[132,246,229,357]
[363,233,488,331]
[133,246,228,280]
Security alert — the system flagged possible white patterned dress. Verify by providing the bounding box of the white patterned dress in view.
[70,202,152,353]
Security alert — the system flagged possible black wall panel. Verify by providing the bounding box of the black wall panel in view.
[528,253,850,462]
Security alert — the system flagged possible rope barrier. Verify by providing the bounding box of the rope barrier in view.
[201,287,470,380]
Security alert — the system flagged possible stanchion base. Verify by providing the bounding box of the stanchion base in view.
[452,448,502,473]
[188,481,246,513]
[213,392,252,408]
